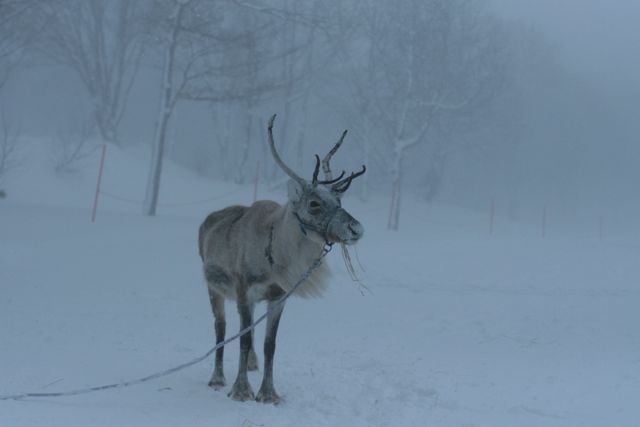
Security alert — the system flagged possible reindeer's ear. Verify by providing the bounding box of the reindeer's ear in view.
[287,179,305,203]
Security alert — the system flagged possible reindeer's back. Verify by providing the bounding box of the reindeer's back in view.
[198,201,282,261]
[198,205,248,260]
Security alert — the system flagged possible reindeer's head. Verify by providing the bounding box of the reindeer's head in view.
[268,115,366,246]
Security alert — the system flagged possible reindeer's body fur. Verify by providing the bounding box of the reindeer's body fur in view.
[199,201,330,301]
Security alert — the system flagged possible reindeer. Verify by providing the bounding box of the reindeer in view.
[198,115,365,404]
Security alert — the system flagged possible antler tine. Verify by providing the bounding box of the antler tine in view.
[318,170,346,185]
[312,154,321,185]
[321,129,348,181]
[267,114,305,184]
[333,165,366,193]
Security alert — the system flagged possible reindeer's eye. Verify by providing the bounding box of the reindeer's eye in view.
[308,200,322,213]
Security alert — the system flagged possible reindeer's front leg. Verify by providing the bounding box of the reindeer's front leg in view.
[247,304,259,371]
[256,285,286,404]
[228,288,256,401]
[207,287,226,390]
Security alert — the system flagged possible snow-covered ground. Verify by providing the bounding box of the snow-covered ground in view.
[1,142,639,427]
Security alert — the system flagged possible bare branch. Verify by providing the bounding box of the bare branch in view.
[229,0,320,27]
[50,119,98,173]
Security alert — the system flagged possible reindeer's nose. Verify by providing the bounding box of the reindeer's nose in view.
[328,209,364,244]
[347,220,364,240]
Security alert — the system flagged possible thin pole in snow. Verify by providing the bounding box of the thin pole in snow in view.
[91,144,107,223]
[253,161,260,203]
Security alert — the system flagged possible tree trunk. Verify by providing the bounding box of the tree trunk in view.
[423,147,447,202]
[142,1,183,216]
[95,109,119,144]
[219,109,232,181]
[236,107,253,184]
[295,16,316,173]
[387,145,404,231]
[269,0,297,183]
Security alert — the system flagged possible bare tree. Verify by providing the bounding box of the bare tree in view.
[159,0,348,190]
[0,112,21,196]
[32,0,145,143]
[345,0,509,230]
[142,0,191,216]
[50,118,98,173]
[142,0,316,215]
[0,0,38,91]
[262,0,345,184]
[142,0,269,215]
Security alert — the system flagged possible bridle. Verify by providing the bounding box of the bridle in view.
[292,207,340,248]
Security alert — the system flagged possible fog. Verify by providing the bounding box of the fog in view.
[489,0,640,232]
[1,0,639,234]
[491,0,640,88]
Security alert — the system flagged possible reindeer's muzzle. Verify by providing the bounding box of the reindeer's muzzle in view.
[326,208,364,245]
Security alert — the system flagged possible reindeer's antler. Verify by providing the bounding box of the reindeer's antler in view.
[269,116,366,191]
[319,128,366,193]
[268,114,305,185]
[333,165,366,193]
[312,155,321,185]
[322,130,348,181]
[312,154,346,186]
[318,171,346,185]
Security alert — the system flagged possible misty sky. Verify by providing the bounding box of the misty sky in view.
[490,0,640,90]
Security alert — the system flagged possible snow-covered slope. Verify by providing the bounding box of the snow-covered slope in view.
[1,141,639,427]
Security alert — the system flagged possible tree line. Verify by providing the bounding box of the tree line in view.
[0,0,574,228]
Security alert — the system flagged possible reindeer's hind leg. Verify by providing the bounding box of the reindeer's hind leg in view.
[228,286,256,401]
[207,286,226,390]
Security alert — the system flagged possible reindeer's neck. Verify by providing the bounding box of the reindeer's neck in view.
[267,203,330,297]
[270,204,325,268]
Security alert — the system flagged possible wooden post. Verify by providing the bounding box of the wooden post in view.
[489,198,495,236]
[91,144,107,223]
[541,203,547,238]
[253,161,260,203]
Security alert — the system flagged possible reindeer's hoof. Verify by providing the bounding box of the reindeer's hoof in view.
[208,375,226,390]
[255,385,281,405]
[228,381,255,401]
[248,349,259,371]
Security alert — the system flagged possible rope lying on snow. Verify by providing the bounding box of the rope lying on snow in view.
[0,245,333,402]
